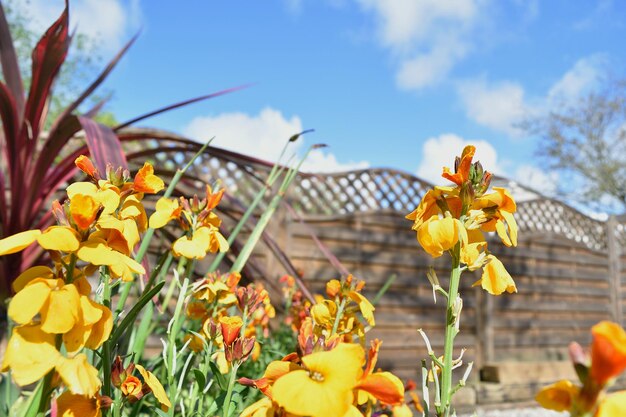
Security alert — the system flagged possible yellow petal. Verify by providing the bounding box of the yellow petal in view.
[135,364,171,411]
[12,265,55,292]
[85,305,112,350]
[172,228,211,259]
[77,239,121,266]
[56,354,101,397]
[596,391,626,417]
[0,230,41,256]
[348,291,376,326]
[1,325,60,386]
[535,379,578,412]
[8,280,52,324]
[40,283,81,334]
[56,391,101,417]
[149,197,180,229]
[37,226,80,252]
[66,182,98,199]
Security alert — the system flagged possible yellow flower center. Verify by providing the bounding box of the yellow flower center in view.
[309,371,325,382]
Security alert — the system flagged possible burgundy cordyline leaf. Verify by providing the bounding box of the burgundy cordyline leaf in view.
[78,116,127,173]
[0,4,24,115]
[22,3,69,144]
[113,85,251,131]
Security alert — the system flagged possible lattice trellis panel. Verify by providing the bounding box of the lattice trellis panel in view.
[122,136,615,253]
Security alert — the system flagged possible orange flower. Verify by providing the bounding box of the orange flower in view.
[133,162,164,194]
[121,375,143,400]
[220,316,243,346]
[75,155,98,178]
[355,340,404,406]
[442,145,475,186]
[590,321,626,385]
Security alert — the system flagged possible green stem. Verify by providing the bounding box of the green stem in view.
[222,363,240,417]
[101,268,113,411]
[440,253,462,416]
[331,297,347,337]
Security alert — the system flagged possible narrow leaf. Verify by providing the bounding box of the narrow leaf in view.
[114,84,250,131]
[209,362,227,390]
[0,3,24,114]
[109,281,165,345]
[78,116,127,173]
[192,369,206,391]
[23,3,70,141]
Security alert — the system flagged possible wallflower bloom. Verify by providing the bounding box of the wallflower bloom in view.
[590,321,626,385]
[442,145,475,186]
[535,379,579,412]
[417,216,467,258]
[133,162,165,194]
[356,340,404,406]
[272,343,365,417]
[472,255,516,295]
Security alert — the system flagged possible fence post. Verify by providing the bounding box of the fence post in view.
[607,215,622,325]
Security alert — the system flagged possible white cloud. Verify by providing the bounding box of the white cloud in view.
[456,54,606,136]
[301,149,369,173]
[457,78,528,136]
[182,107,369,173]
[513,164,558,197]
[415,133,500,184]
[356,0,483,91]
[547,55,605,102]
[10,0,141,53]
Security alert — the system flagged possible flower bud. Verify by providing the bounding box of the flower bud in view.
[219,316,243,346]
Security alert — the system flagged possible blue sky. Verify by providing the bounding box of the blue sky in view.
[18,0,626,196]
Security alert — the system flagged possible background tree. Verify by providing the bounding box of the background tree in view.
[523,77,626,214]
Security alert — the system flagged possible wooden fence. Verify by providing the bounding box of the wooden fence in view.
[131,133,625,405]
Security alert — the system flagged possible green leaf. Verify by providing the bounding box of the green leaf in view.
[192,368,206,391]
[209,362,227,390]
[109,281,165,345]
[154,408,170,417]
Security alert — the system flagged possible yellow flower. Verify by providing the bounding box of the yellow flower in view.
[121,375,143,398]
[272,343,365,417]
[149,197,181,229]
[535,379,579,412]
[474,187,518,247]
[56,354,101,397]
[472,255,517,295]
[1,324,60,386]
[133,162,164,194]
[8,278,80,333]
[172,226,228,259]
[596,391,626,417]
[67,182,120,215]
[77,238,145,281]
[56,391,102,417]
[417,215,467,258]
[219,316,243,346]
[135,364,171,411]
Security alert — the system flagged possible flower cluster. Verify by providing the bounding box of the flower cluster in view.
[536,321,626,416]
[0,157,164,400]
[240,275,416,417]
[406,145,518,295]
[149,184,229,258]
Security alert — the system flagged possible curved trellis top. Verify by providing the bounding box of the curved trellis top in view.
[121,131,620,253]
